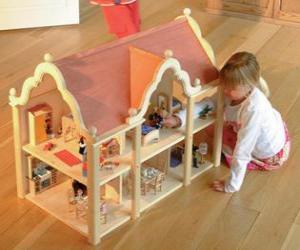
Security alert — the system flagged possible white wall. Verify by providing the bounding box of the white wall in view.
[0,0,79,30]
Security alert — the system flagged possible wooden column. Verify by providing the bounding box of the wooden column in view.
[213,86,224,167]
[183,96,195,186]
[132,124,141,219]
[87,139,101,245]
[27,155,36,195]
[12,106,27,198]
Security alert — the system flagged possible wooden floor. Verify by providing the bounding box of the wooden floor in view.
[1,0,300,249]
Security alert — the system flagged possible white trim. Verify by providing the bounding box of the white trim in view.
[0,0,79,30]
[126,57,201,124]
[175,13,217,66]
[9,57,86,131]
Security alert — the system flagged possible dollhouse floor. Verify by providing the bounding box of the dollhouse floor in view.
[23,136,131,187]
[25,179,131,238]
[118,116,216,213]
[141,115,215,163]
[121,116,216,163]
[168,161,214,181]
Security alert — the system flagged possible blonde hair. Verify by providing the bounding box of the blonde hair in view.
[220,52,270,97]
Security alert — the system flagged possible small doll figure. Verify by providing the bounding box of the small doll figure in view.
[79,136,87,162]
[192,145,199,168]
[100,201,107,224]
[72,180,87,198]
[148,108,163,129]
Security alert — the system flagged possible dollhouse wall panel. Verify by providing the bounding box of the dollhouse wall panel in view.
[144,150,169,174]
[149,70,174,112]
[20,90,69,148]
[29,74,57,99]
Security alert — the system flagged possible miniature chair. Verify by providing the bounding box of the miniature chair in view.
[75,197,88,219]
[100,201,107,224]
[75,189,88,219]
[148,172,164,195]
[141,177,153,196]
[67,189,76,212]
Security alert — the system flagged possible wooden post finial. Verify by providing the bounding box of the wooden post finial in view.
[193,78,201,87]
[88,126,100,142]
[183,8,191,16]
[44,53,54,63]
[88,126,97,137]
[164,50,173,59]
[9,88,16,97]
[128,108,138,117]
[8,88,17,106]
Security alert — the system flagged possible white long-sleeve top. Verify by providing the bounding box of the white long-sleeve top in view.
[224,87,286,192]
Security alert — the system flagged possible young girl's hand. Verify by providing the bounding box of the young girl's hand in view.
[211,180,225,192]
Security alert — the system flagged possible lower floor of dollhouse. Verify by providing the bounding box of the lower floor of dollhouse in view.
[26,179,131,238]
[24,161,214,241]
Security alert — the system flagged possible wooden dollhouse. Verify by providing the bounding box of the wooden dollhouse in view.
[8,9,224,245]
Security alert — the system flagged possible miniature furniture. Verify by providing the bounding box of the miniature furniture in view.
[170,146,184,167]
[62,114,78,142]
[67,189,77,211]
[43,142,55,151]
[141,177,151,196]
[28,103,53,145]
[9,9,224,245]
[101,138,120,158]
[198,142,208,164]
[28,159,58,195]
[205,0,300,24]
[141,167,165,195]
[100,201,107,224]
[141,125,160,145]
[148,172,164,195]
[75,195,88,219]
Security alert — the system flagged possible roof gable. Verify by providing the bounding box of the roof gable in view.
[129,46,163,109]
[54,17,219,134]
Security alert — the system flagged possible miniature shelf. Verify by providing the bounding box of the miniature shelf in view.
[23,137,131,187]
[23,142,86,184]
[168,161,214,181]
[25,179,131,238]
[192,116,215,134]
[120,116,216,164]
[140,129,185,163]
[140,116,215,162]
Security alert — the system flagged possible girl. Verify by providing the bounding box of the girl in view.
[162,99,215,129]
[212,52,290,193]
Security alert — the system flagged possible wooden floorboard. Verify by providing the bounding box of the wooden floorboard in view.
[1,0,300,249]
[196,203,259,250]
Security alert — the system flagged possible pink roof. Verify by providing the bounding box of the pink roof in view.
[55,18,219,135]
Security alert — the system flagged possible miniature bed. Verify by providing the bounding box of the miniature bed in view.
[9,9,224,245]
